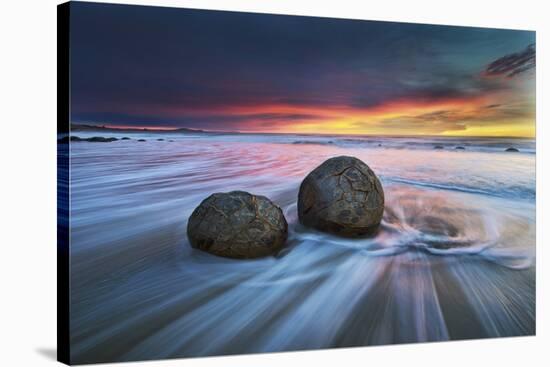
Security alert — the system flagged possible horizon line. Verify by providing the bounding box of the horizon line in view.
[71,122,536,139]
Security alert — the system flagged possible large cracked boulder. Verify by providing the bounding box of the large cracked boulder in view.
[187,191,288,259]
[298,156,384,237]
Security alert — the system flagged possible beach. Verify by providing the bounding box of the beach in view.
[64,132,535,363]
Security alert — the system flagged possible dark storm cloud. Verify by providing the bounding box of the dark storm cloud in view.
[69,2,535,130]
[484,44,536,78]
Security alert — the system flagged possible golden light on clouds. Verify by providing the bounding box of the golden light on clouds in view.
[214,95,535,137]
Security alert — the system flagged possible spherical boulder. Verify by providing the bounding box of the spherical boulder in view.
[298,156,384,237]
[187,191,288,259]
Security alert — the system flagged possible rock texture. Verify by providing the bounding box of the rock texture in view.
[298,156,384,237]
[187,191,288,258]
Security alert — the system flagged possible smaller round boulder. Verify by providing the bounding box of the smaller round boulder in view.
[298,156,384,237]
[187,191,288,259]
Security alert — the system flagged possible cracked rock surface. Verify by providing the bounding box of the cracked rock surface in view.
[187,191,288,259]
[298,156,384,237]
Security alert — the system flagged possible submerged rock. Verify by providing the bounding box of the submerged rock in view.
[87,136,118,142]
[506,147,519,152]
[137,139,146,142]
[57,136,82,143]
[292,140,334,145]
[455,146,465,150]
[298,156,384,237]
[57,136,118,143]
[157,138,164,141]
[121,137,131,140]
[434,145,444,149]
[187,191,288,259]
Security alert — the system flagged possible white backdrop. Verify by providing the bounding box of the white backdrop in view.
[0,0,547,366]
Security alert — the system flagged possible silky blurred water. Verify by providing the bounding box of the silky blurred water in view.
[66,133,535,364]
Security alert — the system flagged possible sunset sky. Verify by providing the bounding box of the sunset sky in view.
[70,2,536,137]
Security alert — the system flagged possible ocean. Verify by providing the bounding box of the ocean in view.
[63,132,536,363]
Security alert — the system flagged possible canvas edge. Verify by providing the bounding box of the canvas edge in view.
[57,1,71,365]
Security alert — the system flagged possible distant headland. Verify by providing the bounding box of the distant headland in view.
[71,123,207,134]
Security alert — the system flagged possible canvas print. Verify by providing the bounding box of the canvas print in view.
[57,1,536,365]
